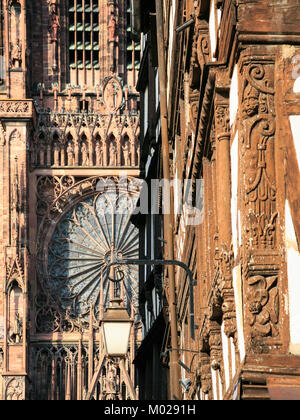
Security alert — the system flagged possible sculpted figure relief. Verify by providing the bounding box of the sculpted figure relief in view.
[95,142,103,166]
[11,40,22,69]
[9,312,22,344]
[248,275,279,342]
[67,142,75,166]
[109,142,117,166]
[53,143,60,166]
[81,142,89,166]
[49,4,60,42]
[122,141,131,166]
[108,15,116,42]
[103,78,123,113]
[103,361,119,400]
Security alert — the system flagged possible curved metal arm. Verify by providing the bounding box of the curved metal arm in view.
[106,259,195,340]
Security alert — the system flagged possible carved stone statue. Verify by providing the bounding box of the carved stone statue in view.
[103,78,123,113]
[11,40,22,69]
[109,142,117,166]
[9,312,22,344]
[49,4,60,42]
[67,142,75,166]
[108,15,116,42]
[67,84,73,101]
[104,361,119,400]
[122,141,131,166]
[53,143,60,166]
[95,142,103,166]
[81,142,89,166]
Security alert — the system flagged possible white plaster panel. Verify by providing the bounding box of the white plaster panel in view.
[230,66,238,127]
[294,77,300,93]
[211,368,218,400]
[231,132,239,256]
[233,265,246,363]
[209,0,217,62]
[221,323,230,391]
[286,200,300,354]
[230,337,236,380]
[289,115,300,167]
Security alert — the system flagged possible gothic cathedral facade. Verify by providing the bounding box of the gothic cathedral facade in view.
[0,0,141,400]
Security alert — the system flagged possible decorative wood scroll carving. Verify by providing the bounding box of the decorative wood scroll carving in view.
[239,52,282,354]
[248,275,279,343]
[199,334,212,399]
[190,3,210,89]
[208,320,222,371]
[240,60,277,251]
[219,244,237,340]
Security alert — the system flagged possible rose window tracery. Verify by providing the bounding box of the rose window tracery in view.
[43,190,139,327]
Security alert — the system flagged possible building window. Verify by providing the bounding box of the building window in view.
[69,0,100,85]
[126,0,140,86]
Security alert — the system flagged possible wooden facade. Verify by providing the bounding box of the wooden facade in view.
[135,0,300,400]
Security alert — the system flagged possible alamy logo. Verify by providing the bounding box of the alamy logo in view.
[95,176,204,226]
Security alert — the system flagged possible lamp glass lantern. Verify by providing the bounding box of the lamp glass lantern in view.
[102,297,133,356]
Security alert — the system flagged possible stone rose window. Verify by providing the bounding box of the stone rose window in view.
[43,190,139,327]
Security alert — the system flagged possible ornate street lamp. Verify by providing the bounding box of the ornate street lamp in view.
[101,296,133,356]
[101,255,133,357]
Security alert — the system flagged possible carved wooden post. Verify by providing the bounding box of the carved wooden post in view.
[214,81,237,343]
[238,49,282,355]
[199,333,212,400]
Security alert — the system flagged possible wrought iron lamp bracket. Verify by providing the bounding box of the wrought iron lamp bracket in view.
[106,258,196,340]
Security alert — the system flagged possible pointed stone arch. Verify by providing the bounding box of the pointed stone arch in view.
[6,256,25,294]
